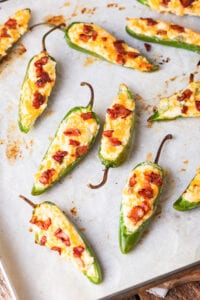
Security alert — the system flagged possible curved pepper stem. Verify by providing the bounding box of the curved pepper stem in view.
[0,0,9,2]
[88,167,109,189]
[42,23,66,52]
[80,82,94,109]
[19,194,36,208]
[154,134,173,164]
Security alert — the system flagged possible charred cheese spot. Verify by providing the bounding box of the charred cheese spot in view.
[29,202,97,278]
[127,18,200,46]
[67,23,155,72]
[182,167,200,203]
[33,109,99,190]
[122,163,162,232]
[0,9,31,59]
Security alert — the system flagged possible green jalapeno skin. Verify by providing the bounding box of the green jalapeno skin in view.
[173,167,200,211]
[20,196,102,284]
[0,9,31,62]
[65,22,158,72]
[119,162,164,253]
[148,80,200,122]
[32,84,100,195]
[126,18,200,55]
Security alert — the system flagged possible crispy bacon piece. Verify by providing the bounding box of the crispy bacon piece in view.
[52,150,68,164]
[73,246,85,258]
[30,216,52,230]
[32,91,45,109]
[64,128,81,136]
[83,24,93,34]
[5,18,17,29]
[76,145,88,157]
[0,28,11,38]
[145,171,163,187]
[40,236,47,246]
[34,56,49,68]
[103,130,114,137]
[127,51,140,58]
[113,40,126,55]
[80,25,98,42]
[116,54,126,65]
[55,228,71,246]
[69,139,80,146]
[181,105,188,114]
[79,33,90,42]
[39,169,56,185]
[129,173,137,187]
[170,24,185,33]
[141,18,158,26]
[177,89,192,101]
[102,37,107,41]
[51,246,62,255]
[36,71,52,87]
[81,112,93,120]
[180,0,194,7]
[195,101,200,111]
[109,137,122,146]
[140,201,151,213]
[107,103,132,119]
[157,30,167,35]
[162,0,170,6]
[91,30,98,41]
[128,206,145,223]
[138,186,154,199]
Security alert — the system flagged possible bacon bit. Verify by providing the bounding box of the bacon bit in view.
[170,24,185,33]
[140,201,151,213]
[113,40,126,55]
[145,172,163,187]
[129,173,137,187]
[0,28,11,38]
[81,112,93,120]
[79,33,90,42]
[107,103,132,119]
[83,24,93,34]
[55,228,71,246]
[141,18,157,26]
[73,246,85,258]
[127,51,140,58]
[189,73,194,83]
[51,246,62,255]
[162,0,170,6]
[32,91,45,109]
[76,145,88,157]
[34,56,49,68]
[36,71,52,87]
[109,137,122,146]
[30,216,52,230]
[103,130,114,137]
[195,101,200,111]
[180,0,194,7]
[116,54,126,65]
[64,128,81,136]
[144,43,151,52]
[177,89,192,101]
[181,105,188,114]
[91,30,98,41]
[52,150,68,164]
[138,186,154,199]
[128,206,145,223]
[102,37,107,41]
[69,139,80,146]
[39,168,56,185]
[157,30,167,35]
[40,236,47,246]
[5,18,17,29]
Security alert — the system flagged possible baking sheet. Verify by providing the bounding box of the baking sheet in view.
[0,1,200,299]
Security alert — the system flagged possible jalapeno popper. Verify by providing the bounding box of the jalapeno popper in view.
[126,18,200,55]
[19,24,65,133]
[148,79,200,122]
[32,82,100,195]
[19,195,102,284]
[119,134,172,254]
[136,0,200,16]
[173,166,200,211]
[0,9,31,61]
[89,84,135,189]
[65,22,158,72]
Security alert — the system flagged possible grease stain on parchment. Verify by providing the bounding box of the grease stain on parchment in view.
[83,57,97,67]
[44,15,66,26]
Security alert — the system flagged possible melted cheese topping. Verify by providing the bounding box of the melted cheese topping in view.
[100,84,135,161]
[155,81,200,119]
[67,23,155,72]
[0,9,31,59]
[122,163,162,232]
[183,166,200,203]
[19,51,56,130]
[147,0,200,16]
[30,202,97,278]
[34,109,99,190]
[127,18,200,46]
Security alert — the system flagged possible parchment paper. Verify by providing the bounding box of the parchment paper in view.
[0,1,200,299]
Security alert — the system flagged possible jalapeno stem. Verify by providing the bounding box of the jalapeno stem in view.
[80,82,94,109]
[154,134,173,164]
[88,167,109,189]
[0,0,9,2]
[42,23,66,52]
[19,195,36,208]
